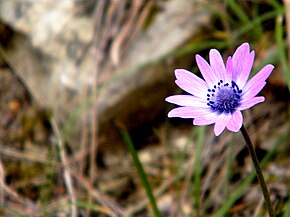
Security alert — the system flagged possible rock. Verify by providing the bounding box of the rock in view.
[0,0,211,149]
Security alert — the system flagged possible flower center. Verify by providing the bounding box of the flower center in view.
[206,80,242,114]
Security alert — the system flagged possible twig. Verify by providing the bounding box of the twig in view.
[51,118,77,217]
[110,0,143,65]
[69,167,124,217]
[0,158,40,215]
[79,88,89,174]
[0,158,4,206]
[0,144,51,164]
[253,195,264,217]
[84,1,106,216]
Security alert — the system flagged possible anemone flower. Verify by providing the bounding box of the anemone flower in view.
[165,43,274,136]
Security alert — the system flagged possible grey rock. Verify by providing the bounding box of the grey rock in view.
[0,0,211,149]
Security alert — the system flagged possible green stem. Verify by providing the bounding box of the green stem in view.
[240,125,275,217]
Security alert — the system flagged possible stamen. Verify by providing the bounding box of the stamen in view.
[207,80,241,114]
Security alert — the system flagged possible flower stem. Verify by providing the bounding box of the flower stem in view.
[240,124,275,217]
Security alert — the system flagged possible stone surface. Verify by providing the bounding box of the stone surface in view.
[0,0,211,148]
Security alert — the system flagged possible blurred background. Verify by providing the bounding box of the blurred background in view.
[0,0,289,216]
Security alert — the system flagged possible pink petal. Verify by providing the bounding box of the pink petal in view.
[242,82,266,101]
[226,111,243,132]
[232,43,250,81]
[235,51,255,89]
[214,114,230,136]
[238,96,265,110]
[242,64,274,95]
[165,95,208,107]
[193,112,219,126]
[209,49,226,81]
[225,56,233,83]
[168,107,212,118]
[196,54,217,88]
[174,69,208,98]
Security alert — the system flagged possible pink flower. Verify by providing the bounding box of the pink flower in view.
[165,43,274,136]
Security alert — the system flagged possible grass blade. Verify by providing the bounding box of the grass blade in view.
[193,126,206,216]
[282,198,290,217]
[226,0,249,24]
[275,14,290,91]
[120,129,161,217]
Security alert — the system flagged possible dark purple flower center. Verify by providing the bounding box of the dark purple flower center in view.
[206,80,242,114]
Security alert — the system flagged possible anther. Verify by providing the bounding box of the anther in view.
[207,80,242,114]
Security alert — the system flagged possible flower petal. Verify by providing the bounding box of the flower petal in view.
[193,112,219,126]
[214,114,230,136]
[242,82,266,101]
[168,107,212,118]
[226,111,243,132]
[165,95,208,107]
[196,54,217,88]
[235,51,255,89]
[238,96,265,110]
[209,49,226,81]
[168,107,195,118]
[243,64,274,95]
[232,43,250,81]
[225,56,233,83]
[174,69,208,98]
